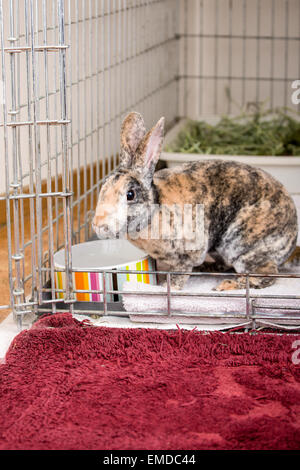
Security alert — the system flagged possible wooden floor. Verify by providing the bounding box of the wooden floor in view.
[0,222,11,323]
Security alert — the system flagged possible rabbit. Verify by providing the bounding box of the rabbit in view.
[92,111,298,291]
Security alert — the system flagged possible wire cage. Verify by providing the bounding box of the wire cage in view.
[0,0,300,331]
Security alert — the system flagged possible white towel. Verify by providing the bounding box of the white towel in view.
[121,265,300,324]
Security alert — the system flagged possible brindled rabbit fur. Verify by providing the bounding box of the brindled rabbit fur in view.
[92,112,298,291]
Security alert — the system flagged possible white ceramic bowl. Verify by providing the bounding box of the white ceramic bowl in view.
[54,239,157,302]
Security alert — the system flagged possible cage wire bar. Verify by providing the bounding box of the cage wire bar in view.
[0,0,299,330]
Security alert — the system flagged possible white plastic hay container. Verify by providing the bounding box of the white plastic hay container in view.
[54,239,157,302]
[161,118,300,195]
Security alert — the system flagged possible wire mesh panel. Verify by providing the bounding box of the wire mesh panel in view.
[0,0,73,323]
[0,0,179,323]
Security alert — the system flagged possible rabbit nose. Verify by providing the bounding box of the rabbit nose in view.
[93,211,109,226]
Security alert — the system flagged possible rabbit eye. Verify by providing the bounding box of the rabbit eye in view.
[126,189,135,201]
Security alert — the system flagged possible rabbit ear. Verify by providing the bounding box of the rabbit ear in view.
[135,117,165,180]
[120,112,146,167]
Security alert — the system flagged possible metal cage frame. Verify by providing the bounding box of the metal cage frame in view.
[0,0,300,331]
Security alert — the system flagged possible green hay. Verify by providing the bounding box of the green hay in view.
[165,108,300,157]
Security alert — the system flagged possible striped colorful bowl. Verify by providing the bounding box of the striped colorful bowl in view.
[54,239,157,302]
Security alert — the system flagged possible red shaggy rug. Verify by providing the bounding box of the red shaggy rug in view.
[0,313,300,450]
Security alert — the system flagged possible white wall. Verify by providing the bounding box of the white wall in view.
[178,0,300,119]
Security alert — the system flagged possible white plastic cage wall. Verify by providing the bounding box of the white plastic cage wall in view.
[0,0,300,330]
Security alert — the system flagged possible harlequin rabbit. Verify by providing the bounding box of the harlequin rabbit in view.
[92,112,298,291]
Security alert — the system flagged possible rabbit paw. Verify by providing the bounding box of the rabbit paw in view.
[214,275,276,291]
[214,279,240,291]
